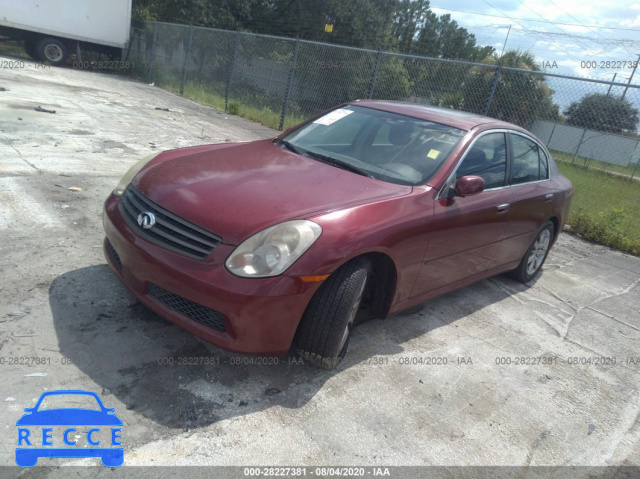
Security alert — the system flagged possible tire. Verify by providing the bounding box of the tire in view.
[24,42,39,61]
[101,449,124,467]
[294,258,371,369]
[509,221,554,283]
[37,38,69,66]
[15,449,37,467]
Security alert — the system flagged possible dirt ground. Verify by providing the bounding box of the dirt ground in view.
[0,57,639,478]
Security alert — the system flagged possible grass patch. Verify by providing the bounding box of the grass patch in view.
[183,82,226,110]
[556,161,640,256]
[181,81,307,130]
[0,40,29,59]
[182,82,307,130]
[551,149,639,178]
[136,67,306,130]
[234,101,306,131]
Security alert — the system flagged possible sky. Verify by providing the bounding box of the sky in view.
[429,0,640,86]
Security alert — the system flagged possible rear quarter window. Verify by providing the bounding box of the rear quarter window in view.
[511,134,549,184]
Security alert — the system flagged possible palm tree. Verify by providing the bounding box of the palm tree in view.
[462,49,560,127]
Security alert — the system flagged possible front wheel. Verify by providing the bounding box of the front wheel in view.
[15,450,38,467]
[294,258,370,369]
[509,221,554,283]
[37,38,69,66]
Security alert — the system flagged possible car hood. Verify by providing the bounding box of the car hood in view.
[133,139,412,245]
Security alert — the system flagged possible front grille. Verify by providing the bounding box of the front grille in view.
[105,239,122,270]
[119,185,222,260]
[147,283,227,332]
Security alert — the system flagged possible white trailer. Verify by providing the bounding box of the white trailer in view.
[0,0,132,65]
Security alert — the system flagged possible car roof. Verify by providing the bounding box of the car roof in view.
[348,100,526,132]
[38,390,99,398]
[34,390,104,405]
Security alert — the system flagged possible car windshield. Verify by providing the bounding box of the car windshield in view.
[37,394,102,411]
[279,105,466,186]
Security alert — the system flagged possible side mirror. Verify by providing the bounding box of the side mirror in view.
[23,408,34,413]
[455,175,485,197]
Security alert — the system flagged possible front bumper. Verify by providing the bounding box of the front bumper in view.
[102,194,320,356]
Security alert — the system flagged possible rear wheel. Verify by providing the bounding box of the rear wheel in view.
[101,449,124,467]
[509,221,554,283]
[37,38,69,66]
[294,258,371,369]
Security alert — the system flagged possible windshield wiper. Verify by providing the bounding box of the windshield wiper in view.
[304,151,374,179]
[274,138,304,155]
[276,139,374,178]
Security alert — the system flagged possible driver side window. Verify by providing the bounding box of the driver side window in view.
[456,133,507,189]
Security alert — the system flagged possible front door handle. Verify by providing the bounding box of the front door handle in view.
[496,203,510,212]
[545,193,554,202]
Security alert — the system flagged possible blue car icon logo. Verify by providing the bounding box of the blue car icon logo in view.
[16,390,123,467]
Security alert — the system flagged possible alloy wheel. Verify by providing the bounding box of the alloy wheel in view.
[526,229,551,276]
[338,275,368,354]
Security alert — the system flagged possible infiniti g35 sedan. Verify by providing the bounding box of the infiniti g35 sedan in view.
[103,100,573,369]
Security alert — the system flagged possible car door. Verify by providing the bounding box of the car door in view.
[494,132,557,266]
[411,131,514,297]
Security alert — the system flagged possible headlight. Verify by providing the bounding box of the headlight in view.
[113,153,160,196]
[226,220,322,278]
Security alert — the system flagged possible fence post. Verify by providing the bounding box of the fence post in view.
[369,48,383,99]
[147,21,159,84]
[267,67,275,94]
[279,39,300,131]
[225,31,241,112]
[572,129,588,165]
[483,64,502,117]
[546,122,558,148]
[180,26,195,96]
[621,54,639,100]
[631,139,640,180]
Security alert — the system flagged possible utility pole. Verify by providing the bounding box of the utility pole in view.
[606,73,617,97]
[500,25,511,57]
[621,54,640,100]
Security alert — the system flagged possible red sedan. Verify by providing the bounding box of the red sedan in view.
[103,100,573,368]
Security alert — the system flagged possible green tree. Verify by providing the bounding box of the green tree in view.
[132,0,255,30]
[391,0,430,54]
[327,0,398,49]
[412,13,493,61]
[462,50,559,127]
[564,94,639,133]
[134,0,399,49]
[373,56,412,100]
[132,0,495,61]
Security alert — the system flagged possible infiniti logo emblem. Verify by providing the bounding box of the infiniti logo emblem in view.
[137,212,156,229]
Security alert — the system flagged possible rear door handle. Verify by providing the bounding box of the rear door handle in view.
[496,203,510,212]
[545,193,554,202]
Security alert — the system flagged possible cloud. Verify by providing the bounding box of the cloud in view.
[429,0,640,82]
[620,15,640,27]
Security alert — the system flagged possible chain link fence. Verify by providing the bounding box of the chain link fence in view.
[122,20,640,254]
[125,21,640,181]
